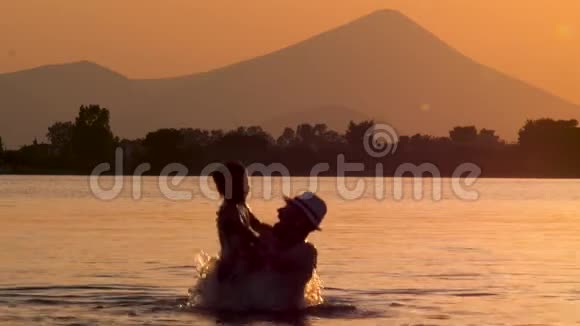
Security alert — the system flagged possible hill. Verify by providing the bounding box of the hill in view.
[1,10,578,147]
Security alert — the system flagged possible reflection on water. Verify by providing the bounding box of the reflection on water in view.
[0,176,579,325]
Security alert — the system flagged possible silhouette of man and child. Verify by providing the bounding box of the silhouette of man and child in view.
[203,161,327,310]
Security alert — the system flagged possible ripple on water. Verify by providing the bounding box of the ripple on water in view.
[0,283,381,324]
[0,284,176,308]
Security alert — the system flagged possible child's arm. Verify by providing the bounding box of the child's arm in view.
[232,213,261,247]
[219,204,260,244]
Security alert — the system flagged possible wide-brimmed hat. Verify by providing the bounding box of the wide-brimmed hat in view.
[284,192,327,231]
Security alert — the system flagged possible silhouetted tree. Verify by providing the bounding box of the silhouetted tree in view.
[345,120,375,148]
[313,123,327,137]
[277,127,296,147]
[118,138,146,174]
[319,129,344,147]
[181,128,212,147]
[143,128,184,172]
[406,133,437,152]
[9,141,56,172]
[449,126,478,143]
[47,121,74,157]
[517,119,580,176]
[478,128,501,145]
[296,124,316,145]
[518,119,579,149]
[210,129,224,142]
[178,128,213,171]
[11,107,580,177]
[214,126,274,162]
[311,123,344,148]
[72,105,116,171]
[0,135,4,165]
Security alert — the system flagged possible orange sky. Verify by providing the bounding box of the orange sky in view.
[2,0,579,103]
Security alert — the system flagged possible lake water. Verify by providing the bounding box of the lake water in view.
[0,176,579,325]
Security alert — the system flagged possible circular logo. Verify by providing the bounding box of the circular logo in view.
[363,123,399,158]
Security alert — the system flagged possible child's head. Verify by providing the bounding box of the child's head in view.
[211,161,249,202]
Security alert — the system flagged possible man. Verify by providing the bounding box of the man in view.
[256,191,327,307]
[193,191,327,311]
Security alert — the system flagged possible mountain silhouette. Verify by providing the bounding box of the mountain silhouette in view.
[1,10,578,147]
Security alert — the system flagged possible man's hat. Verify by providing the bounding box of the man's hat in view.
[284,192,327,231]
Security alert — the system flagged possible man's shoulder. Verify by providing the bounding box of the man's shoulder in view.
[287,241,317,259]
[280,241,317,272]
[302,241,316,252]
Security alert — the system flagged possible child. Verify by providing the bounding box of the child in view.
[211,161,268,281]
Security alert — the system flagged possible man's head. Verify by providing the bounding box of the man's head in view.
[276,192,327,238]
[211,161,249,202]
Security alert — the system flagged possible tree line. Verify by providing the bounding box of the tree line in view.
[1,104,580,177]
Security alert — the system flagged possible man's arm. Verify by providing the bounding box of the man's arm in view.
[248,210,273,234]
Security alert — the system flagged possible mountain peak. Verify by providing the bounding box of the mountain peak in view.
[68,60,106,69]
[366,9,405,18]
[354,9,412,25]
[47,61,127,79]
[293,9,431,45]
[1,60,127,80]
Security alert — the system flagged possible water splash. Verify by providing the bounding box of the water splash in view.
[184,251,324,312]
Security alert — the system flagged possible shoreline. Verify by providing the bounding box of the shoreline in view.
[1,172,579,179]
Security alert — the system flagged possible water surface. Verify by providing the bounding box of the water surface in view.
[1,176,579,325]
